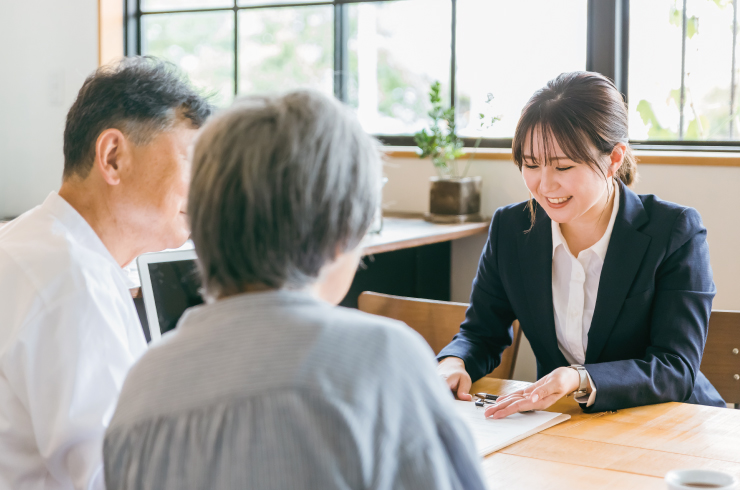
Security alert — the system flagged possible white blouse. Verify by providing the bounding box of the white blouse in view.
[551,183,620,406]
[0,192,147,490]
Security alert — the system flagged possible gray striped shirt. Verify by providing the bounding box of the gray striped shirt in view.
[104,290,486,490]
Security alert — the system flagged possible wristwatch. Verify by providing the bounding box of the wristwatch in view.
[568,365,590,398]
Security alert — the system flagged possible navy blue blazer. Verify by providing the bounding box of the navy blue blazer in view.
[438,181,725,412]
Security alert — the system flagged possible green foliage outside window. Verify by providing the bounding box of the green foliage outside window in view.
[238,7,334,96]
[636,0,738,140]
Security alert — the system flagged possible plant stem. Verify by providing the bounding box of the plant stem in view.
[462,137,483,178]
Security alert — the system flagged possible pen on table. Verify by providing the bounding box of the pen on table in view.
[473,393,499,407]
[474,393,499,401]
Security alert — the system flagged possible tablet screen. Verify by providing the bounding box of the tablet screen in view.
[148,259,204,335]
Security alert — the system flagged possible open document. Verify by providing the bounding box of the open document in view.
[453,400,570,456]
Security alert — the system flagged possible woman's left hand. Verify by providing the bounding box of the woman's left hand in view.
[483,367,580,419]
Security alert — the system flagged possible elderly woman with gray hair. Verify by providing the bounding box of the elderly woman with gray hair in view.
[102,90,486,490]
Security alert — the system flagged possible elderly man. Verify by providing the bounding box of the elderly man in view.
[0,57,211,490]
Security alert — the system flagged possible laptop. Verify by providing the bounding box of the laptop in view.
[137,249,203,342]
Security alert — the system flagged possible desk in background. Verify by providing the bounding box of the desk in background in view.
[475,378,740,488]
[340,213,489,307]
[128,214,488,331]
[129,213,489,304]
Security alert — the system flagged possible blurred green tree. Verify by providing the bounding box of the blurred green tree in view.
[637,0,737,141]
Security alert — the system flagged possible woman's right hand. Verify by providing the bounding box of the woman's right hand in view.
[437,357,473,401]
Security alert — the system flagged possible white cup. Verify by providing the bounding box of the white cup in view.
[665,469,738,489]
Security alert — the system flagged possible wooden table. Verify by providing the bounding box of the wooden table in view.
[474,378,740,488]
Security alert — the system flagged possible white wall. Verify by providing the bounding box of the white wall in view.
[0,1,99,219]
[383,156,740,381]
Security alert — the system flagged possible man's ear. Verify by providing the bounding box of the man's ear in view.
[93,129,128,186]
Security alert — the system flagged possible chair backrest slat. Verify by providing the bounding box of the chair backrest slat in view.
[701,310,740,405]
[358,297,739,401]
[357,291,522,380]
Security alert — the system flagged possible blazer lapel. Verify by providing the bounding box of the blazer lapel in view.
[517,204,568,368]
[585,182,651,364]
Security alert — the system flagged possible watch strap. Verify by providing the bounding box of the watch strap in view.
[568,365,589,397]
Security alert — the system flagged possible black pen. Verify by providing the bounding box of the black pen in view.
[474,399,496,407]
[474,393,499,401]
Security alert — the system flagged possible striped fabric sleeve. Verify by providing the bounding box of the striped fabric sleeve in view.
[396,418,486,490]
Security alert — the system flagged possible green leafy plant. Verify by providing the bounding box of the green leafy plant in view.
[414,81,464,178]
[414,81,500,178]
[463,93,501,177]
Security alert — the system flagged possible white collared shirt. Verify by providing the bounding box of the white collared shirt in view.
[551,183,620,406]
[0,192,147,490]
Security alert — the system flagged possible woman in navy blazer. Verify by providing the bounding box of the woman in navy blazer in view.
[437,72,725,416]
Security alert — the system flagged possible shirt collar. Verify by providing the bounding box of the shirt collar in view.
[551,216,567,256]
[42,191,135,287]
[551,182,620,261]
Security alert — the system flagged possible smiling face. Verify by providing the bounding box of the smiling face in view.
[521,127,615,227]
[118,118,198,252]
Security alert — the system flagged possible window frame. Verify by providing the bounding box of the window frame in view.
[124,0,740,151]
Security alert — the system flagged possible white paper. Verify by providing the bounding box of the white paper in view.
[453,400,570,456]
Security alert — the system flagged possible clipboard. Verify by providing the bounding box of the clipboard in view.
[453,400,570,456]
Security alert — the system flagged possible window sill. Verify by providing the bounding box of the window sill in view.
[383,147,740,167]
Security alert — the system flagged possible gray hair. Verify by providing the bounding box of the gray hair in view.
[188,90,382,298]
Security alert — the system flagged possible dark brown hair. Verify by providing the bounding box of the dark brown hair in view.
[63,56,212,179]
[512,71,638,223]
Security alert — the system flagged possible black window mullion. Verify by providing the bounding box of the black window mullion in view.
[617,0,629,102]
[679,0,688,140]
[730,0,738,138]
[137,0,142,54]
[587,0,628,96]
[234,0,239,97]
[124,0,141,56]
[334,3,349,102]
[450,0,457,109]
[123,0,130,55]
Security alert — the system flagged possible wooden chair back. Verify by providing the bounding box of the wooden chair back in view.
[701,310,740,405]
[357,291,522,379]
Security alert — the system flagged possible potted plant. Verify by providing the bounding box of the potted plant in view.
[414,82,499,223]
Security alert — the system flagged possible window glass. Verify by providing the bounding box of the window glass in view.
[141,0,233,12]
[238,0,321,5]
[238,6,334,95]
[629,0,738,141]
[135,1,739,146]
[142,11,235,107]
[455,0,587,139]
[346,0,452,135]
